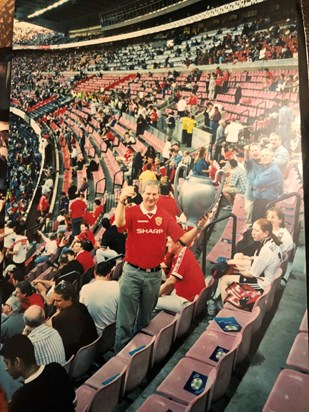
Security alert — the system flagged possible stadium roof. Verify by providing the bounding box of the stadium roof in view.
[14,0,129,33]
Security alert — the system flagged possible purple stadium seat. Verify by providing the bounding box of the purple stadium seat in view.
[299,309,308,333]
[263,369,309,412]
[286,332,309,374]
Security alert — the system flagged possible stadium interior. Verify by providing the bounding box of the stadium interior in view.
[0,0,308,411]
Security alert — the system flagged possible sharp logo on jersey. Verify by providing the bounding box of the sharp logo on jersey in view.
[137,220,149,223]
[136,228,164,234]
[155,217,162,226]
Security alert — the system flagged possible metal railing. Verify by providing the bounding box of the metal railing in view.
[201,212,237,275]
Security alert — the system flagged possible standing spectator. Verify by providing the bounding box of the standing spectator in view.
[114,180,208,352]
[1,296,24,343]
[58,192,69,214]
[70,145,78,168]
[80,261,120,335]
[208,73,216,100]
[251,149,283,221]
[136,114,148,140]
[222,159,247,210]
[78,177,88,196]
[156,237,206,312]
[176,96,187,118]
[166,112,175,138]
[92,198,104,220]
[186,115,196,148]
[67,180,77,201]
[193,147,209,177]
[213,119,226,160]
[269,133,290,171]
[156,184,181,220]
[37,193,49,221]
[69,192,87,236]
[6,223,29,271]
[132,148,144,179]
[278,99,294,149]
[181,113,190,146]
[0,334,75,411]
[244,143,261,228]
[47,281,98,360]
[187,92,198,115]
[162,137,172,162]
[23,305,66,366]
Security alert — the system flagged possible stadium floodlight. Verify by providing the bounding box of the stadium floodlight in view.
[27,0,70,19]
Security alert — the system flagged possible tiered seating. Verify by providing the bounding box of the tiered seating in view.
[263,309,309,412]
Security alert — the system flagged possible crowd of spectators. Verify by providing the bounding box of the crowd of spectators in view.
[1,4,302,406]
[6,117,42,223]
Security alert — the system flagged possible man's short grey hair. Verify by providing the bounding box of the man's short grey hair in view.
[5,296,21,313]
[24,305,45,328]
[141,180,160,194]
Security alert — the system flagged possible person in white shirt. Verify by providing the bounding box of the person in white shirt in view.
[265,207,294,255]
[79,261,119,335]
[220,218,282,304]
[34,231,58,265]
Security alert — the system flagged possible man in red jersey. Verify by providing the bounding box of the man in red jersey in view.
[69,192,87,236]
[156,237,206,313]
[114,179,208,351]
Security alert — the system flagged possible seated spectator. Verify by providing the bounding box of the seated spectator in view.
[220,218,282,304]
[265,207,294,255]
[156,184,181,220]
[0,334,75,411]
[96,218,126,263]
[156,237,206,313]
[222,159,247,210]
[80,261,120,335]
[72,240,94,272]
[23,305,66,366]
[123,131,136,146]
[15,281,45,312]
[34,231,58,265]
[1,296,24,343]
[75,223,96,248]
[46,281,98,359]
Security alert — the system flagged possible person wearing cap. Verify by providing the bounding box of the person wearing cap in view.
[0,334,75,411]
[80,261,120,335]
[1,296,24,343]
[114,179,209,352]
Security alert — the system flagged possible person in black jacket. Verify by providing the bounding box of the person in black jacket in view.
[0,334,75,412]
